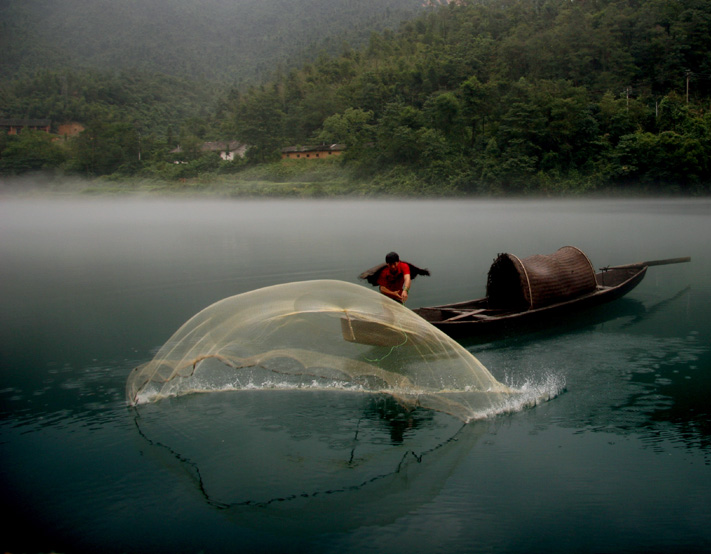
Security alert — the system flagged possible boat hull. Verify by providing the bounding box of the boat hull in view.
[413,266,647,339]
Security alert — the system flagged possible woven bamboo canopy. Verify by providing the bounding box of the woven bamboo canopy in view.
[486,246,597,310]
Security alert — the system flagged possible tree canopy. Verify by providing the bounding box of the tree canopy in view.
[222,0,711,193]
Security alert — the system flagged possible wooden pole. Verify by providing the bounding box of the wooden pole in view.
[603,257,691,270]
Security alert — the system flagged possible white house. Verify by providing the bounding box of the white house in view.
[171,140,248,162]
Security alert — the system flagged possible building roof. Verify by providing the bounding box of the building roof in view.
[281,144,346,153]
[201,140,245,152]
[0,119,52,127]
[170,141,247,154]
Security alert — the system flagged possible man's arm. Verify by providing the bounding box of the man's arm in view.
[400,273,411,302]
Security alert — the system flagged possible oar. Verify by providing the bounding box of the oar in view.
[602,256,691,270]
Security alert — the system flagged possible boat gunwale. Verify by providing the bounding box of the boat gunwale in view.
[413,266,648,328]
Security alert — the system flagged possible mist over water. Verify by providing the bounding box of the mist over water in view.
[1,196,710,554]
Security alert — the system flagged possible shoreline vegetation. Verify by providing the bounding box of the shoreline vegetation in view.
[2,159,708,199]
[2,0,711,197]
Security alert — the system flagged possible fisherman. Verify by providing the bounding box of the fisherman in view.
[358,252,430,304]
[377,252,411,303]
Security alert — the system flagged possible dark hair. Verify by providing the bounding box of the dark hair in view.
[385,252,399,264]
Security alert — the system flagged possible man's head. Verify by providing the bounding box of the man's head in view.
[385,251,400,273]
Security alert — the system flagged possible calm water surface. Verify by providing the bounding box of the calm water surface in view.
[1,197,710,554]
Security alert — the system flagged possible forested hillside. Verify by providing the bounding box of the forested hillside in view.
[2,0,711,195]
[0,0,424,83]
[225,0,711,193]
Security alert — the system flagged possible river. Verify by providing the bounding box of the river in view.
[1,197,709,553]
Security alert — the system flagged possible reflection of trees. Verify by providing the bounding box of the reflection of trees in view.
[626,345,711,455]
[579,288,710,454]
[472,286,709,458]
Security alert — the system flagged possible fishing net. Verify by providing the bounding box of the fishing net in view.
[127,280,541,422]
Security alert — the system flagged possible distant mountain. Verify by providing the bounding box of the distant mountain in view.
[0,0,425,84]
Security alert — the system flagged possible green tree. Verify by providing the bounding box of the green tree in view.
[235,86,285,163]
[67,121,140,175]
[424,91,468,147]
[613,93,711,189]
[375,102,426,165]
[0,131,66,174]
[317,108,375,158]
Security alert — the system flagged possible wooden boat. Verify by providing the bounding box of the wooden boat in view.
[413,246,690,340]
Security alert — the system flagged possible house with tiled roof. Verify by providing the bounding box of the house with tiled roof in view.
[0,119,52,135]
[201,141,248,161]
[281,144,345,160]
